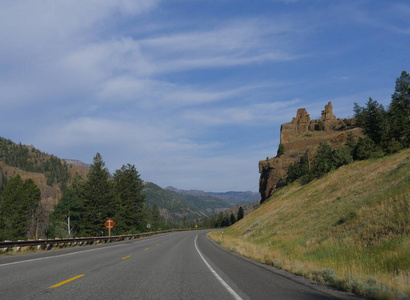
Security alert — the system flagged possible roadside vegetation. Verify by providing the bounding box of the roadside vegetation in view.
[286,71,410,187]
[210,71,410,299]
[210,148,410,299]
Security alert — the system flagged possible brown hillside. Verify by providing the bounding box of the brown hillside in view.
[0,139,90,238]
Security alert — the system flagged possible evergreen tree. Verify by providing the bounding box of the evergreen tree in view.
[332,146,353,168]
[113,164,145,234]
[229,212,236,225]
[221,213,230,227]
[0,175,40,240]
[345,132,356,155]
[354,98,386,145]
[48,175,84,238]
[79,153,114,237]
[299,150,310,176]
[313,143,334,177]
[150,204,161,231]
[387,71,410,148]
[216,212,224,227]
[237,206,244,221]
[353,137,383,160]
[286,151,310,184]
[286,161,301,184]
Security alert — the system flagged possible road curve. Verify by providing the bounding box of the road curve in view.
[0,230,360,299]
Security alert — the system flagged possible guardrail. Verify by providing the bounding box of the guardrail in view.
[0,229,188,253]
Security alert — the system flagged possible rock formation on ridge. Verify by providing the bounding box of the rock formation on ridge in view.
[259,102,362,203]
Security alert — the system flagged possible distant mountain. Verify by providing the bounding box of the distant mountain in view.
[144,182,231,221]
[165,186,260,206]
[63,159,91,169]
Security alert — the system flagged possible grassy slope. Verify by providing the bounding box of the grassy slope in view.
[209,149,410,298]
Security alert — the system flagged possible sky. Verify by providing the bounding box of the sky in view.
[1,0,409,192]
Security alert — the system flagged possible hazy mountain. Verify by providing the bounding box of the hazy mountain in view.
[144,182,231,221]
[165,186,259,205]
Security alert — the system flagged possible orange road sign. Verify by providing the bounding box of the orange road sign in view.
[104,218,116,229]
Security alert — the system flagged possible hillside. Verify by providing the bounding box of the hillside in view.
[0,137,90,238]
[165,186,259,205]
[259,102,363,203]
[0,137,241,237]
[210,149,410,299]
[144,182,231,221]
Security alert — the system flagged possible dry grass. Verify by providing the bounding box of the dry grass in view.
[209,149,410,299]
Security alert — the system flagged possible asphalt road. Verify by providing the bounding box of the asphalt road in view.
[0,231,361,300]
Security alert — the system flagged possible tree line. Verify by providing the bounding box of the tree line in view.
[286,71,409,185]
[0,151,246,241]
[48,153,202,239]
[0,138,70,187]
[202,206,245,228]
[48,153,147,238]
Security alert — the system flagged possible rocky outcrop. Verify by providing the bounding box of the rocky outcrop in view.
[259,102,361,203]
[280,108,310,144]
[322,101,337,131]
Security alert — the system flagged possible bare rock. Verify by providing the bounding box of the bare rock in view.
[280,108,310,144]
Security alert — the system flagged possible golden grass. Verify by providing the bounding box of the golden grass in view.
[209,149,410,299]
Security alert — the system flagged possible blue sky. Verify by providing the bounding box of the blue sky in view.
[1,0,409,192]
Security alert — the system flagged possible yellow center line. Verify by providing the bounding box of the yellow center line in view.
[122,255,131,260]
[50,274,85,288]
[144,248,149,251]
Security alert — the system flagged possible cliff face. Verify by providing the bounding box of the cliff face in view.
[259,102,362,203]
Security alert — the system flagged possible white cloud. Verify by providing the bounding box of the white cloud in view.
[139,19,299,72]
[183,99,302,126]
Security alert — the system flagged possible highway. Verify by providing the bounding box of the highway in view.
[0,231,360,299]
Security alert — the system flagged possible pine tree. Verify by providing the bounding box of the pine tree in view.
[79,153,114,237]
[353,137,383,160]
[150,204,161,231]
[48,175,84,238]
[345,132,356,155]
[229,212,236,225]
[354,98,386,145]
[313,143,334,177]
[332,146,353,168]
[387,71,410,148]
[113,164,145,234]
[0,175,40,240]
[237,206,244,221]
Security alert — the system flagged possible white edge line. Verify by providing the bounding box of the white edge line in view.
[195,234,243,300]
[0,243,123,267]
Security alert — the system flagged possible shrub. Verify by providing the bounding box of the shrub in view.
[312,268,338,285]
[276,143,285,157]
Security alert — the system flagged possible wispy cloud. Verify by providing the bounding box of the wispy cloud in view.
[182,99,302,126]
[1,0,407,192]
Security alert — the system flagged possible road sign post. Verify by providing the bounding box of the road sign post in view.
[104,218,116,238]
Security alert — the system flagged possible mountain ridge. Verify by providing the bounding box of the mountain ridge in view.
[164,186,259,205]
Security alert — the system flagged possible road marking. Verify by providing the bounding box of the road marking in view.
[0,234,169,268]
[144,248,149,251]
[122,255,131,260]
[155,244,159,247]
[50,274,85,288]
[0,244,124,268]
[194,235,243,300]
